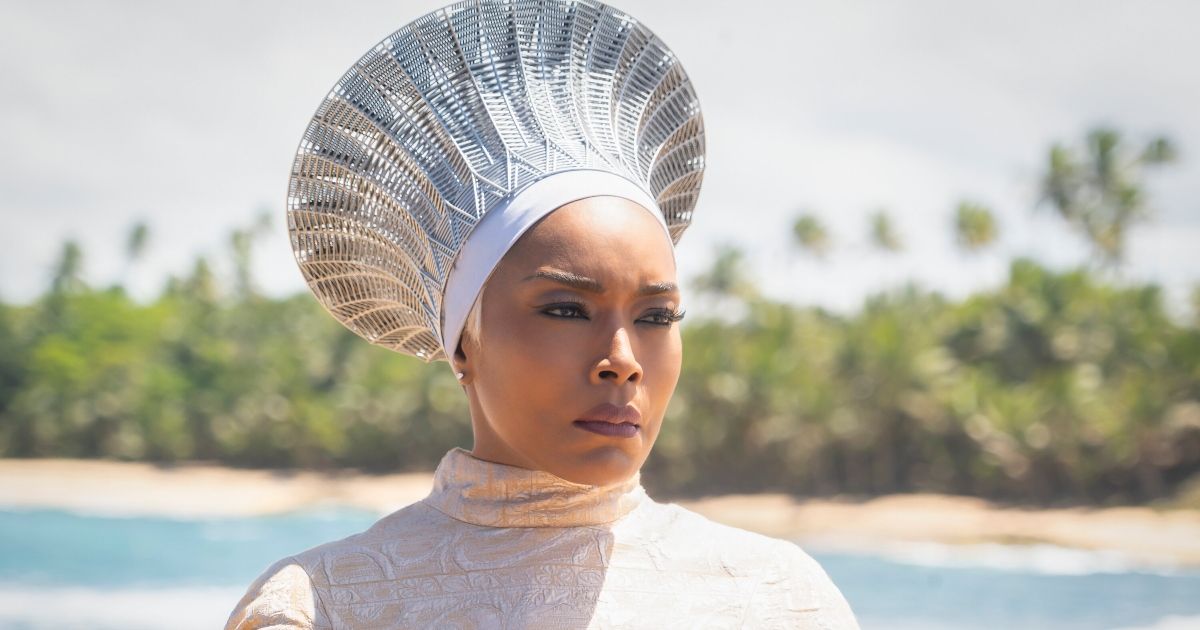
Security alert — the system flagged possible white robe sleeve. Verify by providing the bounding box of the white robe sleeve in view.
[224,556,319,630]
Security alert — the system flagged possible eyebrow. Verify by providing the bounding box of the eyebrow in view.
[522,269,679,297]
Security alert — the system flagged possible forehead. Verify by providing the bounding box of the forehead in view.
[499,196,677,279]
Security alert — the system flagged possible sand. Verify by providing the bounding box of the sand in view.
[2,458,1198,570]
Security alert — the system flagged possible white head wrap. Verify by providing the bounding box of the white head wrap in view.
[440,169,670,361]
[287,0,704,364]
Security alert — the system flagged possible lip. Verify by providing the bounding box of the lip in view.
[575,402,642,426]
[573,403,642,438]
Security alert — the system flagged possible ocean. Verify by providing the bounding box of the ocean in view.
[1,507,1197,629]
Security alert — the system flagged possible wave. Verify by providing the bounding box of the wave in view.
[3,582,1196,630]
[805,537,1199,577]
[859,618,1200,630]
[0,584,244,630]
[1112,616,1200,630]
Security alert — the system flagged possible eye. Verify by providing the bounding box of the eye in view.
[639,308,686,327]
[541,301,589,319]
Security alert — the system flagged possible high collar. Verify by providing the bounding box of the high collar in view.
[421,447,648,528]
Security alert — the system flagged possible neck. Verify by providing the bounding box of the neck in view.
[422,447,648,528]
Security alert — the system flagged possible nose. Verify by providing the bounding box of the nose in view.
[591,325,642,385]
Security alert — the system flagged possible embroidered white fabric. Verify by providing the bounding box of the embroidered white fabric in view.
[225,447,860,629]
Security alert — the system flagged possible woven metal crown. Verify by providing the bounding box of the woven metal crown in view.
[288,0,706,363]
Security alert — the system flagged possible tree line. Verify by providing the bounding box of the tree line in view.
[1,126,1196,506]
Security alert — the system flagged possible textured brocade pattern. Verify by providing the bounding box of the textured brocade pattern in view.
[226,448,860,629]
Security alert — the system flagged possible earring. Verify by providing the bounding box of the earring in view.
[455,371,465,381]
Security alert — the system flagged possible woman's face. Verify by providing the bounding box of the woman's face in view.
[454,196,683,486]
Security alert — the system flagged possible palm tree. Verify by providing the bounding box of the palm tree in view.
[230,210,274,298]
[869,209,903,253]
[187,257,220,304]
[693,244,756,301]
[120,220,150,288]
[954,201,998,253]
[50,240,86,294]
[792,212,831,258]
[1038,127,1176,268]
[1191,285,1200,327]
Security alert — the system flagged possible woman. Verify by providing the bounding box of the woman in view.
[227,0,860,627]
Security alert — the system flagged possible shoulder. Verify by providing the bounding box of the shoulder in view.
[741,538,861,630]
[645,501,861,629]
[225,501,445,630]
[224,555,317,630]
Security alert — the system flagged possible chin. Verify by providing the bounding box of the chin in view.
[553,447,641,486]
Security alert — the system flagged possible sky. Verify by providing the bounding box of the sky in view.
[2,0,1198,320]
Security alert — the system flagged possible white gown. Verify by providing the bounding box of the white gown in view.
[225,447,860,629]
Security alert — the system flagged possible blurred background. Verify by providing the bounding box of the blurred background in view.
[2,0,1199,628]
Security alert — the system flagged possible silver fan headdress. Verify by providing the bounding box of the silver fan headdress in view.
[288,0,706,364]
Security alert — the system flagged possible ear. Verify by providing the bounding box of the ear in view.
[453,338,474,385]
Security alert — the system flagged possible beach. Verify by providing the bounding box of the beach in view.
[3,457,1198,571]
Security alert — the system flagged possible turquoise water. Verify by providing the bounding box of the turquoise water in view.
[1,507,1199,629]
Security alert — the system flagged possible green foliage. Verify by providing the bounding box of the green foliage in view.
[3,241,1194,506]
[869,209,903,253]
[954,201,998,252]
[2,122,1195,506]
[691,244,758,302]
[1038,127,1177,268]
[792,212,831,258]
[643,258,1200,504]
[0,267,472,471]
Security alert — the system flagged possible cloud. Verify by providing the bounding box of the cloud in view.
[2,0,1197,316]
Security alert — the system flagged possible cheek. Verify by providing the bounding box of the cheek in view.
[646,332,683,402]
[500,317,585,370]
[475,316,581,408]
